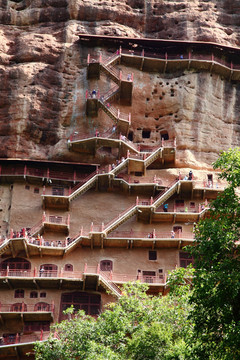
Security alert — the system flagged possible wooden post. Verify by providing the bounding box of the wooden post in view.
[24,165,27,178]
[97,264,100,274]
[136,196,139,205]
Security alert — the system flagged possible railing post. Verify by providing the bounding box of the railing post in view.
[150,196,153,205]
[141,49,144,57]
[16,333,20,344]
[110,270,113,280]
[96,165,99,174]
[6,266,9,277]
[10,229,13,238]
[97,264,100,274]
[52,300,55,313]
[174,137,176,147]
[34,267,37,277]
[117,109,120,119]
[119,46,122,55]
[40,329,43,341]
[73,170,76,184]
[128,113,131,125]
[165,52,168,60]
[136,196,139,205]
[99,52,102,63]
[119,70,122,81]
[87,54,90,64]
[81,226,83,236]
[108,164,111,173]
[21,301,24,312]
[161,138,164,147]
[211,53,214,62]
[24,165,27,178]
[47,168,49,180]
[42,211,46,222]
[188,51,191,60]
[101,223,104,232]
[43,186,46,195]
[205,198,208,206]
[90,222,93,232]
[84,263,87,273]
[67,214,70,226]
[153,229,156,238]
[127,150,130,158]
[199,204,201,213]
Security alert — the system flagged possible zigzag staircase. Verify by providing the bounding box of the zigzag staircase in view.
[0,240,11,256]
[69,173,98,202]
[152,180,180,209]
[104,204,138,235]
[144,147,162,168]
[100,63,120,84]
[98,272,122,298]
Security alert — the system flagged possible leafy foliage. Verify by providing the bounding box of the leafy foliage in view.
[189,148,240,360]
[35,278,193,360]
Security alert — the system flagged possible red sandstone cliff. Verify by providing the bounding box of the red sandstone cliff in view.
[0,0,240,166]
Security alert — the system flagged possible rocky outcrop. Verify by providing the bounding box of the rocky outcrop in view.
[0,0,240,166]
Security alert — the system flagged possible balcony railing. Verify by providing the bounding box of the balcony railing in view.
[0,303,54,313]
[0,266,167,286]
[0,331,50,346]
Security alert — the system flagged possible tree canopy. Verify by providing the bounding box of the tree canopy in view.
[189,148,240,360]
[34,269,193,360]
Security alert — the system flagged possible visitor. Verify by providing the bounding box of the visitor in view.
[188,170,193,180]
[171,230,175,238]
[163,204,168,212]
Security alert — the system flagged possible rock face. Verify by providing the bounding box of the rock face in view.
[0,0,240,166]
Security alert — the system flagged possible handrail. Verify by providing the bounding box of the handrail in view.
[0,303,54,313]
[0,332,50,346]
[103,203,136,231]
[107,230,194,239]
[120,49,240,72]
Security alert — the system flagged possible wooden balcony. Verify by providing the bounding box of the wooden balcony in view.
[0,332,50,360]
[0,302,54,322]
[43,214,70,234]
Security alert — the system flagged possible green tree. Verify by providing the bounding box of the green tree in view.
[189,148,240,360]
[35,273,193,360]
